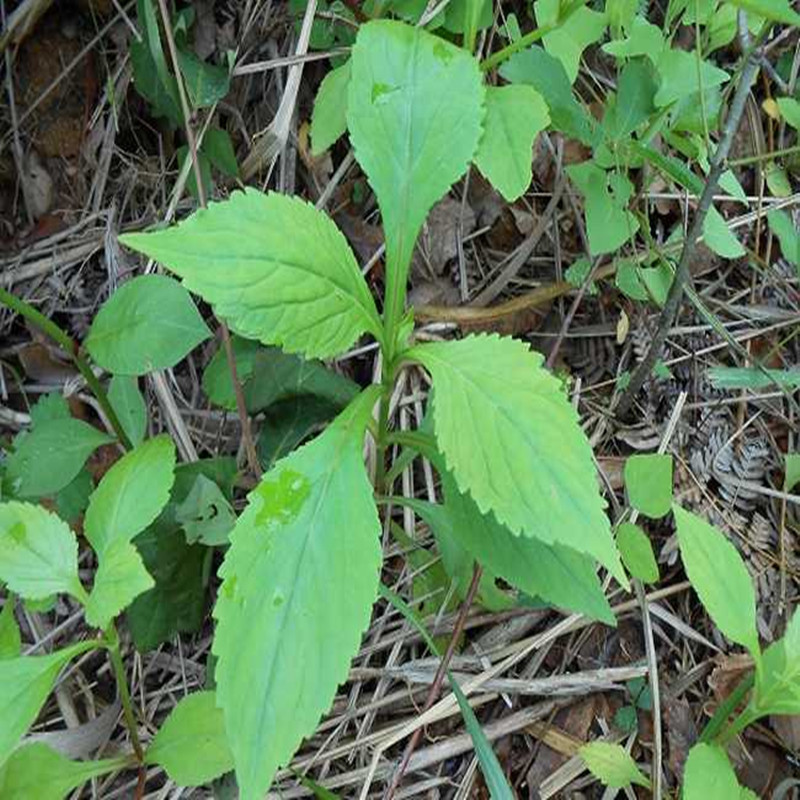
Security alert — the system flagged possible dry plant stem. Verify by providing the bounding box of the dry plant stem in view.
[616,46,762,416]
[0,286,133,449]
[155,0,262,478]
[384,562,484,800]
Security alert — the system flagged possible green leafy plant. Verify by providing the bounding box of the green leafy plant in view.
[1,1,797,796]
[113,18,626,798]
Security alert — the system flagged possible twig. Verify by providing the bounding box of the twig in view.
[616,41,762,416]
[155,0,262,479]
[546,256,602,369]
[384,563,483,800]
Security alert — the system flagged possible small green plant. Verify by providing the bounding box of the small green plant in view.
[582,461,800,797]
[0,437,234,793]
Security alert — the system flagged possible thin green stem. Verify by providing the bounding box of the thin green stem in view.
[375,372,393,496]
[480,0,587,72]
[698,672,754,744]
[728,143,800,166]
[0,287,132,450]
[106,623,144,762]
[717,706,759,746]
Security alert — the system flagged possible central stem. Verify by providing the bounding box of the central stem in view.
[106,623,144,762]
[375,360,395,496]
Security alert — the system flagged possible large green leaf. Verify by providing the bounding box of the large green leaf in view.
[653,49,729,107]
[535,0,607,83]
[5,419,113,499]
[0,642,96,765]
[674,505,759,659]
[119,191,382,359]
[311,60,351,155]
[84,435,176,556]
[0,742,126,799]
[580,741,651,789]
[86,275,211,376]
[347,20,484,336]
[753,609,800,715]
[84,540,154,630]
[0,502,83,602]
[499,46,600,147]
[683,743,747,799]
[474,86,550,202]
[145,691,234,786]
[437,471,615,624]
[408,335,625,583]
[212,389,381,799]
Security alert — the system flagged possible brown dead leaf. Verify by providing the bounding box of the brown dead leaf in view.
[662,694,698,780]
[526,697,597,792]
[771,715,800,753]
[17,343,78,384]
[708,653,754,706]
[416,196,476,276]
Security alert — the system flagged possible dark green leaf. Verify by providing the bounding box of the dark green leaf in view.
[54,468,93,525]
[177,49,231,107]
[202,337,260,411]
[243,347,359,413]
[203,128,239,177]
[130,0,182,126]
[258,396,343,470]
